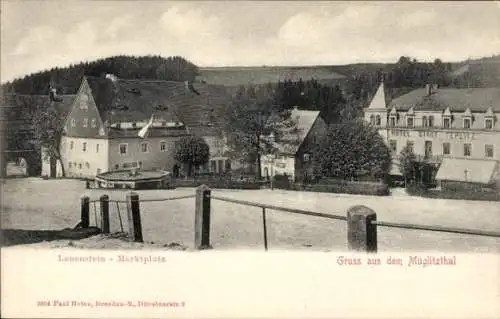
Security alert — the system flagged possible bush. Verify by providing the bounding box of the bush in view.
[305,179,390,196]
[173,176,261,190]
[272,174,291,189]
[272,177,390,196]
[407,183,499,202]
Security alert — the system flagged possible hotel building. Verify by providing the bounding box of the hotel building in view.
[364,82,500,188]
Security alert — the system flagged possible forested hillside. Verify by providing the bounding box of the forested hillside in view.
[2,55,199,95]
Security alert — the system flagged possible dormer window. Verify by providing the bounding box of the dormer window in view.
[463,118,471,129]
[370,115,375,125]
[485,118,493,130]
[485,108,494,130]
[407,117,414,128]
[443,117,451,129]
[375,115,381,126]
[91,118,97,128]
[388,107,397,127]
[389,116,396,127]
[462,108,472,129]
[83,118,88,127]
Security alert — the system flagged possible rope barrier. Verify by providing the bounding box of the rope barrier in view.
[211,195,347,221]
[139,195,196,202]
[372,220,500,238]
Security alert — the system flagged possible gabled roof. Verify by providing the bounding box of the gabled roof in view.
[84,76,230,137]
[275,108,320,155]
[388,87,500,113]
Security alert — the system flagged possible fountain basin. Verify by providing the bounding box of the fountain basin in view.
[94,170,174,190]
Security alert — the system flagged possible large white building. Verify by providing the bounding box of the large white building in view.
[41,75,232,178]
[364,82,500,188]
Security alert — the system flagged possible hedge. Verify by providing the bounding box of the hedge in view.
[407,184,500,202]
[273,177,390,196]
[173,177,262,190]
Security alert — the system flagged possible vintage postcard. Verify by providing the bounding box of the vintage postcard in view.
[1,1,499,318]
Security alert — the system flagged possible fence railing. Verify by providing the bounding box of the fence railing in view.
[79,185,500,252]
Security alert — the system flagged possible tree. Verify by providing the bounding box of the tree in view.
[174,136,210,178]
[30,103,68,177]
[222,84,297,178]
[312,119,391,181]
[398,146,418,187]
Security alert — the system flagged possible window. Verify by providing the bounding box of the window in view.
[210,160,216,172]
[463,118,471,129]
[370,115,375,125]
[138,161,143,168]
[141,142,149,153]
[91,118,97,128]
[375,115,381,126]
[119,143,128,155]
[389,116,396,127]
[389,140,397,154]
[443,118,451,128]
[464,143,472,157]
[485,119,493,130]
[303,153,310,162]
[160,141,167,152]
[485,145,494,158]
[407,117,414,128]
[82,142,87,152]
[428,116,434,127]
[406,141,414,153]
[78,163,82,169]
[443,142,451,155]
[96,144,100,153]
[114,164,119,170]
[70,141,74,150]
[71,119,76,127]
[83,118,88,127]
[422,116,428,127]
[68,162,72,168]
[85,162,90,169]
[425,141,432,158]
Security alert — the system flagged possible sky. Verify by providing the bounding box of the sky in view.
[1,1,500,82]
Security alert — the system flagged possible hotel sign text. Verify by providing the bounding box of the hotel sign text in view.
[389,129,475,141]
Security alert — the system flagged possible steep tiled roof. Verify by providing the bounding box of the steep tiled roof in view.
[388,87,500,112]
[85,76,230,137]
[275,108,320,155]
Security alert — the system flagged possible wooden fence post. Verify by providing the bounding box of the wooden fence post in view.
[347,205,377,253]
[126,192,143,242]
[80,196,90,228]
[195,184,212,249]
[100,195,110,234]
